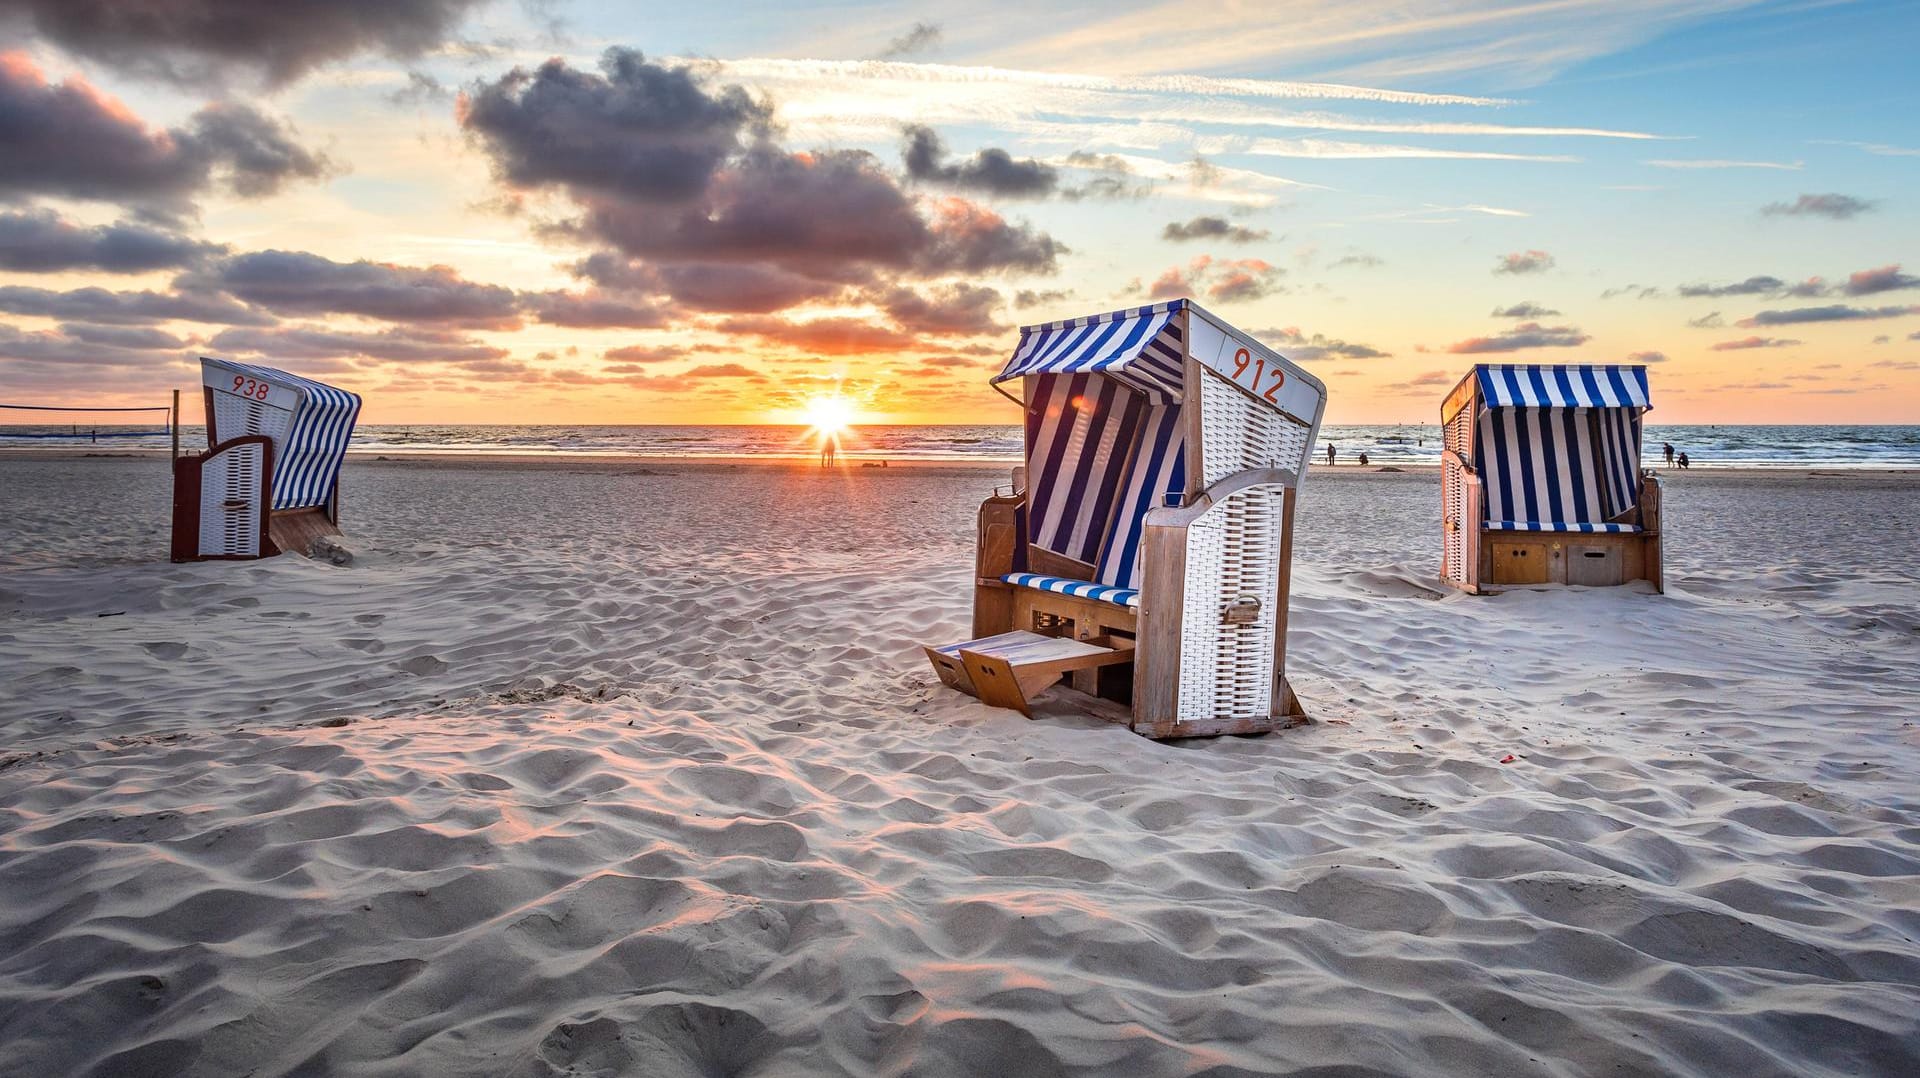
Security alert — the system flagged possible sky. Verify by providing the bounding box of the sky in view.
[0,0,1915,426]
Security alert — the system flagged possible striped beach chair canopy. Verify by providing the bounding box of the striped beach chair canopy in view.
[992,300,1323,606]
[201,357,362,511]
[1461,364,1651,531]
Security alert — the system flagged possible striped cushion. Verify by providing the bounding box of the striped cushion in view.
[1486,521,1640,533]
[1002,572,1140,609]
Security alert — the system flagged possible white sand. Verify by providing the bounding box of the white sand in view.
[2,454,1918,1076]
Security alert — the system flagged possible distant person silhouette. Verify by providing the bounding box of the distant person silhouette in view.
[820,438,837,467]
[1358,451,1370,466]
[1663,442,1675,467]
[1326,443,1336,467]
[1677,452,1690,470]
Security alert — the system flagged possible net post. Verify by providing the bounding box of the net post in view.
[171,389,181,460]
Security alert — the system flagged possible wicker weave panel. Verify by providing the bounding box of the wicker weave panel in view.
[1444,402,1473,456]
[198,441,264,557]
[1198,371,1312,487]
[214,391,295,445]
[1442,456,1466,583]
[1177,484,1282,722]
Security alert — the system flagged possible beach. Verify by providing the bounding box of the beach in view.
[2,452,1918,1076]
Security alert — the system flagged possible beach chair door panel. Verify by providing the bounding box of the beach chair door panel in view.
[1490,541,1550,585]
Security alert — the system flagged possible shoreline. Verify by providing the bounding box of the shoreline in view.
[2,446,1914,479]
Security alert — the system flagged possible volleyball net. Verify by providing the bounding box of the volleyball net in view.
[0,402,176,446]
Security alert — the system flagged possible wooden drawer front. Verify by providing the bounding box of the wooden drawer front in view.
[1567,544,1625,587]
[1490,541,1550,585]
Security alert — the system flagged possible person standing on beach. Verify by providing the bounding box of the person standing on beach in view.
[1326,443,1337,467]
[1663,442,1675,467]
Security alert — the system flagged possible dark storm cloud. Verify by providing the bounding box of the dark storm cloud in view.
[460,48,772,204]
[57,323,189,350]
[0,321,184,363]
[187,250,521,328]
[1162,216,1269,244]
[0,208,226,272]
[1738,304,1919,327]
[1445,322,1590,353]
[524,289,669,329]
[0,284,273,325]
[1,0,487,87]
[0,54,330,211]
[873,283,1003,335]
[902,125,1058,199]
[653,263,842,313]
[1759,193,1877,220]
[209,324,507,363]
[581,148,1059,278]
[877,22,943,59]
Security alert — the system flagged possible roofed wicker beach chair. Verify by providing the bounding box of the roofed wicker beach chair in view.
[1439,363,1662,592]
[924,299,1328,739]
[170,357,362,563]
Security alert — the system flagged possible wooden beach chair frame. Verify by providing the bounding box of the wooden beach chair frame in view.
[171,358,362,562]
[927,299,1328,739]
[1439,364,1663,593]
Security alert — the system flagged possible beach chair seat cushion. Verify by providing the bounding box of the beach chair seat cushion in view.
[1002,572,1141,610]
[1486,521,1640,533]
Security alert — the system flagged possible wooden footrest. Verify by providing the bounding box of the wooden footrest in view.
[923,630,1134,718]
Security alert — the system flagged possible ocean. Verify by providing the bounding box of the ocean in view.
[4,423,1918,469]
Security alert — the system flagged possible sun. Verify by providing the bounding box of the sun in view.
[800,394,856,436]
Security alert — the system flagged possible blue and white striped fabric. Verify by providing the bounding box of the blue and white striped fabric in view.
[1476,407,1608,527]
[1476,364,1650,409]
[1002,572,1140,609]
[1486,521,1639,533]
[994,301,1187,402]
[1024,372,1145,566]
[1094,403,1186,589]
[1595,405,1642,518]
[219,359,362,511]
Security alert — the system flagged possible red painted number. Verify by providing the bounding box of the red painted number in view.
[1231,348,1251,379]
[1231,346,1286,402]
[1263,367,1286,402]
[231,375,269,401]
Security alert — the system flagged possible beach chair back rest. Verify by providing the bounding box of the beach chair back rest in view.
[1023,372,1147,568]
[1469,365,1649,526]
[1093,402,1187,589]
[202,358,363,512]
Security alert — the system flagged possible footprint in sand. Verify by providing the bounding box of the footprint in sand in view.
[354,613,385,626]
[141,642,189,661]
[398,655,448,676]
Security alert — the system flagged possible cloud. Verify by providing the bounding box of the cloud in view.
[1626,350,1668,364]
[1494,250,1554,275]
[876,22,942,60]
[460,48,772,205]
[1646,158,1802,170]
[1601,283,1662,300]
[1056,151,1152,201]
[1760,193,1877,220]
[1,0,486,87]
[0,283,272,325]
[186,250,521,328]
[1145,255,1283,303]
[1013,288,1072,308]
[1677,275,1827,299]
[387,71,450,106]
[1844,264,1920,297]
[209,324,506,363]
[524,289,668,329]
[1255,326,1389,361]
[873,283,1003,335]
[1491,301,1559,318]
[602,345,685,364]
[0,322,191,394]
[0,208,226,273]
[1162,216,1270,243]
[1329,252,1383,269]
[1444,321,1589,353]
[903,125,1058,198]
[650,263,841,313]
[0,53,331,214]
[1738,304,1920,327]
[461,50,1064,300]
[718,315,919,354]
[1382,369,1455,394]
[1687,311,1725,328]
[1710,336,1800,351]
